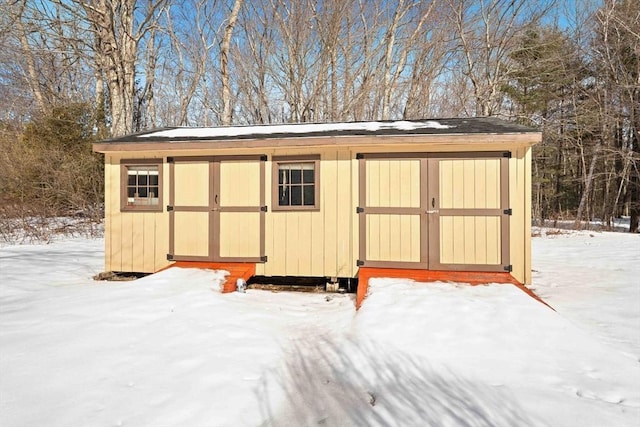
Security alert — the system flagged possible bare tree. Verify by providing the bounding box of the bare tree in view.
[163,0,220,126]
[590,0,640,231]
[447,0,551,117]
[234,0,279,123]
[79,0,167,136]
[220,0,243,125]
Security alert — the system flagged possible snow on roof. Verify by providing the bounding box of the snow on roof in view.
[138,120,452,139]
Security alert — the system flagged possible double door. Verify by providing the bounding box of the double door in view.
[358,152,511,272]
[167,155,266,263]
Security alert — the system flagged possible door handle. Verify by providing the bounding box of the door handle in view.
[215,194,218,205]
[426,197,438,213]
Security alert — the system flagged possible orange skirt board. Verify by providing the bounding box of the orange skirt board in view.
[159,263,549,310]
[166,261,256,293]
[356,268,552,310]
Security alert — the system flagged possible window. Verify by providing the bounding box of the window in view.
[272,155,320,211]
[121,159,163,211]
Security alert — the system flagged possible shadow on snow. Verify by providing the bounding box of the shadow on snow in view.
[254,335,542,426]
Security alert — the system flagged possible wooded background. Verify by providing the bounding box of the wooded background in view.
[0,0,638,235]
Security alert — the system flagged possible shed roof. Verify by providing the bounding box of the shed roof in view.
[94,117,540,152]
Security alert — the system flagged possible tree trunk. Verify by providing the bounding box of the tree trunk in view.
[221,0,243,125]
[575,143,601,227]
[14,1,47,112]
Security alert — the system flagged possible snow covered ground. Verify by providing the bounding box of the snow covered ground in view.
[0,231,638,426]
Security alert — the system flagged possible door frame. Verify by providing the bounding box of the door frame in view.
[167,155,267,263]
[357,151,511,271]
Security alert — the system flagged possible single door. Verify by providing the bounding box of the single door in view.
[358,155,427,268]
[213,156,266,262]
[168,157,214,261]
[428,154,510,272]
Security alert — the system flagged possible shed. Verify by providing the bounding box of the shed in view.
[93,118,540,305]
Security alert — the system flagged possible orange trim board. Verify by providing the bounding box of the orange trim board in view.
[163,261,256,293]
[356,268,552,311]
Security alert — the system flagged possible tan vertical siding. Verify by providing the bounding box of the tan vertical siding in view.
[174,212,209,256]
[219,212,260,258]
[440,216,501,264]
[155,162,171,271]
[104,155,170,273]
[440,159,500,209]
[104,156,113,272]
[297,212,313,273]
[284,213,300,275]
[364,159,421,263]
[508,147,530,284]
[335,150,352,276]
[174,162,209,206]
[351,158,360,276]
[101,141,533,281]
[220,161,260,207]
[366,214,420,262]
[310,210,325,276]
[218,160,261,259]
[130,213,143,271]
[474,160,487,208]
[262,149,353,277]
[485,216,501,264]
[439,159,502,265]
[255,160,271,276]
[366,160,420,208]
[120,213,134,272]
[142,212,156,272]
[107,158,122,271]
[322,151,338,275]
[524,148,532,285]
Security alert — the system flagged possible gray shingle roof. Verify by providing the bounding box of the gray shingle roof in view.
[103,117,539,144]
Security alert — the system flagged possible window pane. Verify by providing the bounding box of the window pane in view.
[278,186,289,206]
[274,161,317,210]
[123,164,161,209]
[291,169,302,184]
[291,186,302,205]
[279,169,288,185]
[303,185,315,206]
[303,169,314,183]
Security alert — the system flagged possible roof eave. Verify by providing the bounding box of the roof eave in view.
[93,132,541,154]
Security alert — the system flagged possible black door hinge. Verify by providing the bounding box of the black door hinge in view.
[356,207,364,213]
[261,206,268,212]
[167,157,174,163]
[356,260,364,266]
[260,155,267,161]
[260,255,268,262]
[356,153,364,159]
[503,264,512,272]
[167,254,174,261]
[503,208,512,215]
[503,151,512,158]
[167,205,174,211]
